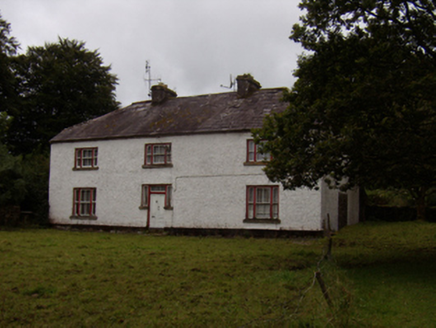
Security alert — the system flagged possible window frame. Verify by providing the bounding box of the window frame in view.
[244,185,280,223]
[74,147,98,170]
[143,143,173,168]
[71,187,97,219]
[245,139,271,165]
[140,184,173,210]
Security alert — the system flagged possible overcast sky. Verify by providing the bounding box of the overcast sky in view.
[1,0,303,107]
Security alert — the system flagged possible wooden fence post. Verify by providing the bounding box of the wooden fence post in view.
[323,214,333,260]
[315,271,333,308]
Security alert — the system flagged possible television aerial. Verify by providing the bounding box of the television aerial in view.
[145,60,161,98]
[220,74,236,91]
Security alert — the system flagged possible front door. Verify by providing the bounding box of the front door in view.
[145,184,171,229]
[150,193,165,224]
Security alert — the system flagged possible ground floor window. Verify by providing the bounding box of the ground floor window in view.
[72,188,97,217]
[140,184,172,209]
[246,186,279,220]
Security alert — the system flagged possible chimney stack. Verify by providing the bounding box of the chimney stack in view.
[236,74,261,98]
[151,83,177,104]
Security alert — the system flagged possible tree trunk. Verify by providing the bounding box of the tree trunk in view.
[415,187,427,221]
[359,187,367,223]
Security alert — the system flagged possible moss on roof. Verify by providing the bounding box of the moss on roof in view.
[50,88,288,143]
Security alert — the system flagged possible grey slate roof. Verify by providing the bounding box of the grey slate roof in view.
[50,88,288,143]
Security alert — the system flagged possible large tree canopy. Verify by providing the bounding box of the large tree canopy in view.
[255,0,436,220]
[7,37,119,155]
[0,13,120,224]
[0,13,19,141]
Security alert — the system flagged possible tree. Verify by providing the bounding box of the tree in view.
[0,142,50,225]
[7,37,119,155]
[0,143,25,207]
[0,111,12,143]
[0,13,19,142]
[255,0,436,220]
[20,152,50,225]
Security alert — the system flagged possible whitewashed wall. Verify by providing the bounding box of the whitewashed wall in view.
[320,180,339,230]
[49,132,323,231]
[320,181,360,231]
[347,187,360,226]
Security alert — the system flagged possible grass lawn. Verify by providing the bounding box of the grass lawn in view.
[0,221,435,327]
[334,221,436,327]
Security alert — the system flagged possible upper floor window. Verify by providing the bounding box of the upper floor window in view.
[72,187,97,218]
[246,140,270,164]
[245,186,279,222]
[75,147,98,170]
[144,143,172,167]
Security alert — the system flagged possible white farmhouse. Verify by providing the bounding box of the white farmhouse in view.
[49,75,359,235]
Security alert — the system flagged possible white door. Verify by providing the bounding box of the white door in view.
[149,193,165,227]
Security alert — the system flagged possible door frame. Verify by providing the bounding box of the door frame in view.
[145,184,172,228]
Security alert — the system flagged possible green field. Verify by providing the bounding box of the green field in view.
[1,222,435,327]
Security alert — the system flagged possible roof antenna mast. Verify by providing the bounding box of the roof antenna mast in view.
[220,74,236,91]
[145,60,161,98]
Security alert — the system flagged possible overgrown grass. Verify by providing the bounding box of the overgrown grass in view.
[0,222,435,327]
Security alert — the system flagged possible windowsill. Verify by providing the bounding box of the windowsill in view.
[142,164,173,169]
[70,215,98,220]
[243,218,281,224]
[72,167,99,171]
[243,162,268,166]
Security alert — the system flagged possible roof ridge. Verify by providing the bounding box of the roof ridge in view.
[128,87,287,107]
[50,87,289,143]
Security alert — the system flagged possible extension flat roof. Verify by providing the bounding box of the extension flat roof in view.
[50,88,288,143]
